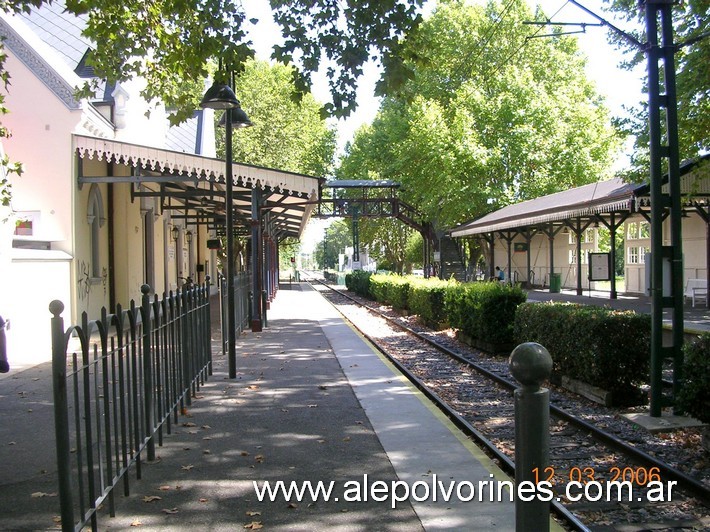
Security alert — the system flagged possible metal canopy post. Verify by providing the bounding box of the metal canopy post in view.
[251,188,263,332]
[597,212,630,300]
[352,204,360,264]
[646,0,684,416]
[224,111,237,379]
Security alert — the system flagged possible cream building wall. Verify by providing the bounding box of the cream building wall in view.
[490,228,598,289]
[624,213,707,295]
[0,12,213,363]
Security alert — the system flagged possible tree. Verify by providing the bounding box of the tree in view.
[0,0,427,210]
[604,0,709,176]
[339,0,620,235]
[314,219,351,270]
[217,59,336,176]
[212,60,337,271]
[359,217,417,274]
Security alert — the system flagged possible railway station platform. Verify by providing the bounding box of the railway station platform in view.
[525,288,710,333]
[0,283,545,531]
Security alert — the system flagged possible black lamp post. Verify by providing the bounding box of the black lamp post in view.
[200,78,252,379]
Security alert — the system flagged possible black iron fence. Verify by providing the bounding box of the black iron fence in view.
[218,271,251,355]
[50,281,212,531]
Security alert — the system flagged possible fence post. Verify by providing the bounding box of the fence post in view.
[509,342,552,532]
[50,300,74,531]
[140,285,156,460]
[205,276,212,375]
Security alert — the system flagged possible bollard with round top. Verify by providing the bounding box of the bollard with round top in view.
[509,342,553,532]
[509,341,553,389]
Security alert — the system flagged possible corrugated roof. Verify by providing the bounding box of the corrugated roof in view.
[450,179,640,237]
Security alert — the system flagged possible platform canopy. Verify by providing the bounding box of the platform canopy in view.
[75,134,322,239]
[324,179,400,189]
[450,179,639,237]
[450,155,710,237]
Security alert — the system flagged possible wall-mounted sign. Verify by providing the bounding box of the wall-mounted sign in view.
[588,252,611,281]
[433,252,441,262]
[514,242,528,253]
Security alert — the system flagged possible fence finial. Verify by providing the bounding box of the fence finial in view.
[49,300,65,317]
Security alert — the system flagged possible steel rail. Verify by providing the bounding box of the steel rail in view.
[304,275,710,510]
[304,276,588,530]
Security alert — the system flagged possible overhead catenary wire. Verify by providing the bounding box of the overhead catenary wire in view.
[448,0,520,85]
[485,0,570,81]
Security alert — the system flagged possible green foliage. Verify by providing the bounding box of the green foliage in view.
[605,0,709,163]
[344,270,372,298]
[314,219,351,270]
[676,333,710,423]
[270,0,425,117]
[278,237,299,271]
[339,0,620,232]
[407,277,456,330]
[514,302,650,396]
[219,59,336,176]
[369,273,411,311]
[445,282,527,347]
[369,273,391,305]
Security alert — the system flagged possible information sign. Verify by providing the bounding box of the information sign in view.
[588,252,611,281]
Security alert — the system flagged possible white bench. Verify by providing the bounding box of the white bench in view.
[684,279,708,308]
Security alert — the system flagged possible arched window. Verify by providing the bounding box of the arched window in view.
[87,184,105,278]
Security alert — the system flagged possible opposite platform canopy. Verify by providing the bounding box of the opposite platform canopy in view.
[451,155,710,238]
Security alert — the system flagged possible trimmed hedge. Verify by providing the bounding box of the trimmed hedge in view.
[345,270,372,298]
[514,302,650,397]
[407,277,455,329]
[369,274,410,311]
[446,282,527,348]
[676,333,710,423]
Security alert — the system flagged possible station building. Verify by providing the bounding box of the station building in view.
[0,4,320,363]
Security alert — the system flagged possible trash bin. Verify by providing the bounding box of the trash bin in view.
[549,273,561,293]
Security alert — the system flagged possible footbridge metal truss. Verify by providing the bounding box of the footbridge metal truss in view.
[315,180,437,273]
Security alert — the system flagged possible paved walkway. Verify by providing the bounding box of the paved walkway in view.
[526,288,709,333]
[0,284,526,531]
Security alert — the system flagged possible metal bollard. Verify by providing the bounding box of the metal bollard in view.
[509,342,553,532]
[49,301,74,531]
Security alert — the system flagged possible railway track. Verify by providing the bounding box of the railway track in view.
[302,273,710,531]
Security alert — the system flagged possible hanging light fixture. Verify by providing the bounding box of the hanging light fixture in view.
[171,225,180,241]
[185,230,193,243]
[200,81,241,110]
[218,106,253,129]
